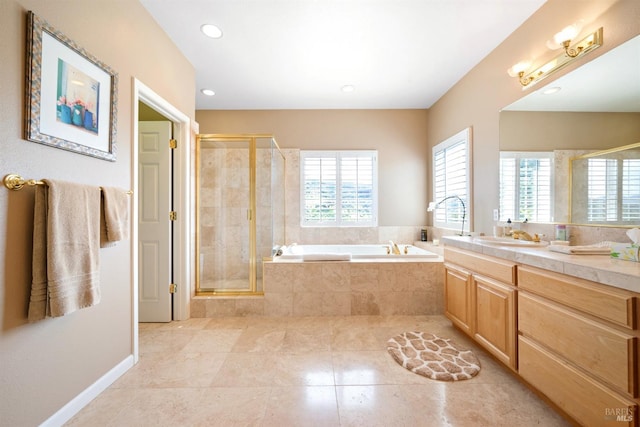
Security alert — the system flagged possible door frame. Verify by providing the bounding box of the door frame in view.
[132,78,192,362]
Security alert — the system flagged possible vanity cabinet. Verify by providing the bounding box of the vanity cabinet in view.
[517,265,639,427]
[444,247,517,369]
[443,263,473,335]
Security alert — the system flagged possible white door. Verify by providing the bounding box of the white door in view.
[138,121,173,322]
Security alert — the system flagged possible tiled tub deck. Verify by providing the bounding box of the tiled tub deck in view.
[191,259,444,317]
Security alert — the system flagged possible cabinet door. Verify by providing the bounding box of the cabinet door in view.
[474,275,517,369]
[444,263,473,335]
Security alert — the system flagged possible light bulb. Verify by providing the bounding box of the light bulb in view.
[507,60,531,77]
[552,20,584,45]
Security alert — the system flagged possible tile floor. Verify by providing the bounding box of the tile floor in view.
[66,315,570,426]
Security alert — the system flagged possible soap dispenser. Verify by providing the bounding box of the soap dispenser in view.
[505,219,512,236]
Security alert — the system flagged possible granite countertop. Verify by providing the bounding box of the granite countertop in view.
[441,236,640,294]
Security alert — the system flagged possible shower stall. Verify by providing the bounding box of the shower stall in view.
[196,134,285,295]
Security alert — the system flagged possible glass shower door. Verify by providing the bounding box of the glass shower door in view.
[197,137,252,294]
[196,134,285,296]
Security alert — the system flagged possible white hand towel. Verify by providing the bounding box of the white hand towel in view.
[28,180,101,321]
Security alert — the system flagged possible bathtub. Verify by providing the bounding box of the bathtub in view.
[262,243,444,316]
[276,244,439,260]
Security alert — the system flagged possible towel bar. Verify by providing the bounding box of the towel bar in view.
[3,173,133,194]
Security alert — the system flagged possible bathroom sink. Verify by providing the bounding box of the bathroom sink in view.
[473,236,548,247]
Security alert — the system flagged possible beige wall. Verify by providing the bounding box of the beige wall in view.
[0,1,194,425]
[500,111,640,151]
[196,109,430,226]
[427,0,640,233]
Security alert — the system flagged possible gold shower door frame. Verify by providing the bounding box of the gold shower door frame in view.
[195,133,284,296]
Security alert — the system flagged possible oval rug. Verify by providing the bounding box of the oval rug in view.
[387,332,481,381]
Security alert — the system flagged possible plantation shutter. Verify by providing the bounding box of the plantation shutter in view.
[432,128,471,231]
[587,157,640,223]
[301,151,377,226]
[499,152,553,223]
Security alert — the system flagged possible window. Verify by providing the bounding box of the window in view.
[300,150,378,226]
[499,152,553,223]
[432,128,471,232]
[587,157,640,223]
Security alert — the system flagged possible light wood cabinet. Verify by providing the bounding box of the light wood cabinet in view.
[443,247,640,426]
[443,247,517,369]
[519,335,637,427]
[518,265,638,329]
[517,265,639,427]
[444,263,473,335]
[473,274,516,368]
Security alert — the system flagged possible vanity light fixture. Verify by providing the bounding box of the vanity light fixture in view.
[509,26,603,89]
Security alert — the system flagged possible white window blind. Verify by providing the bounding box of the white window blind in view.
[300,151,378,227]
[622,159,640,222]
[587,158,640,223]
[500,152,553,223]
[432,128,471,232]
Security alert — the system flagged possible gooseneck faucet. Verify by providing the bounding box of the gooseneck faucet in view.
[427,195,467,236]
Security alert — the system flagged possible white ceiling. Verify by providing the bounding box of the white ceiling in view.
[139,0,547,110]
[504,34,640,112]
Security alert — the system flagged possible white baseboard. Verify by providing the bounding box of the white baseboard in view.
[40,355,135,427]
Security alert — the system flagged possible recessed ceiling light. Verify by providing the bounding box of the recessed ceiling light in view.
[542,86,562,95]
[201,89,215,96]
[201,24,223,39]
[341,85,355,93]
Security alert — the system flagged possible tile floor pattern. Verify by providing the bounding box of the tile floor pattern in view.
[66,315,571,427]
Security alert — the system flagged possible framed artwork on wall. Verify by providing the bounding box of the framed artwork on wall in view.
[24,11,118,161]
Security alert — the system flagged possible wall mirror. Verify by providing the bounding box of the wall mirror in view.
[499,34,640,225]
[570,142,640,225]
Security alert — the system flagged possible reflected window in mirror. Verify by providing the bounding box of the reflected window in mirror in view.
[585,157,640,223]
[432,128,472,232]
[500,152,554,222]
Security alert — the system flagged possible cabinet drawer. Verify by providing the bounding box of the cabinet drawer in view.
[518,265,638,329]
[519,292,638,397]
[519,336,637,427]
[444,247,516,285]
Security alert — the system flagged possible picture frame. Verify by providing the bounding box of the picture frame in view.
[25,11,118,161]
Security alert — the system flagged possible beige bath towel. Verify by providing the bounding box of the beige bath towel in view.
[100,186,130,245]
[28,185,49,320]
[28,180,101,321]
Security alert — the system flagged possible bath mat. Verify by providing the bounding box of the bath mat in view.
[387,332,480,381]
